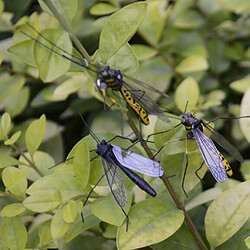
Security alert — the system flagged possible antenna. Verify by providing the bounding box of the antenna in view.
[20,30,97,74]
[78,112,100,143]
[183,100,189,115]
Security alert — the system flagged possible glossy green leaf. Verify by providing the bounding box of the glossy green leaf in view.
[7,39,35,66]
[38,0,78,23]
[1,203,26,217]
[132,44,157,61]
[33,29,72,82]
[240,161,250,181]
[4,131,21,145]
[2,167,27,198]
[19,151,54,181]
[63,200,77,223]
[1,216,27,250]
[151,223,199,250]
[117,199,184,249]
[0,155,20,168]
[6,87,30,117]
[245,236,250,248]
[72,141,90,189]
[176,55,208,74]
[65,204,101,242]
[26,172,82,200]
[90,3,118,15]
[1,113,11,137]
[38,226,52,248]
[230,75,250,93]
[138,0,167,45]
[185,187,222,211]
[240,88,250,143]
[99,2,147,62]
[23,190,62,212]
[90,192,132,227]
[175,77,200,112]
[25,114,46,157]
[205,181,250,247]
[51,204,73,240]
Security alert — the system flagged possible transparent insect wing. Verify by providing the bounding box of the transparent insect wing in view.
[111,144,164,177]
[192,128,228,182]
[202,122,243,163]
[121,81,170,123]
[101,157,128,207]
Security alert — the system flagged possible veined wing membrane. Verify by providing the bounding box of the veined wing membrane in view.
[101,158,128,207]
[123,74,168,98]
[192,128,228,182]
[111,145,164,177]
[202,122,243,163]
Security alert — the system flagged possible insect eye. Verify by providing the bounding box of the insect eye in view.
[102,71,108,77]
[181,118,185,123]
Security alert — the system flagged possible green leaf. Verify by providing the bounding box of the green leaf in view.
[0,54,3,64]
[2,167,27,198]
[185,187,222,211]
[245,236,250,248]
[208,39,230,74]
[138,0,168,45]
[131,44,157,61]
[65,204,101,242]
[240,88,250,143]
[33,29,72,82]
[7,40,35,66]
[176,55,208,74]
[26,172,82,200]
[90,192,132,227]
[23,190,62,212]
[38,226,52,248]
[63,200,77,223]
[72,142,90,189]
[4,131,21,145]
[25,114,46,157]
[117,200,184,249]
[1,203,26,217]
[230,75,250,93]
[151,223,199,250]
[51,204,73,240]
[90,3,118,15]
[1,216,27,250]
[240,161,250,181]
[205,181,250,247]
[38,0,78,23]
[99,2,147,62]
[1,113,11,137]
[175,77,200,112]
[6,87,30,117]
[19,151,55,181]
[0,155,20,168]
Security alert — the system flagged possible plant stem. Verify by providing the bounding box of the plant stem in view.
[12,144,43,177]
[42,0,92,64]
[126,116,208,250]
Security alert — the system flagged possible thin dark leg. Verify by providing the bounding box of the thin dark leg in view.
[195,161,205,184]
[81,174,105,222]
[107,135,137,144]
[181,137,189,198]
[206,115,250,125]
[146,123,182,141]
[48,156,74,169]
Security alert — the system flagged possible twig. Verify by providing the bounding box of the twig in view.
[126,116,208,250]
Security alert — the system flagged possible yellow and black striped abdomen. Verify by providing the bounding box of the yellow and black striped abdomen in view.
[218,152,233,176]
[120,88,149,125]
[104,79,121,91]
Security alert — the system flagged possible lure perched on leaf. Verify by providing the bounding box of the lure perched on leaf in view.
[80,115,164,231]
[149,105,249,197]
[20,23,170,126]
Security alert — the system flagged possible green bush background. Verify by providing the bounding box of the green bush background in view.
[0,0,249,249]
